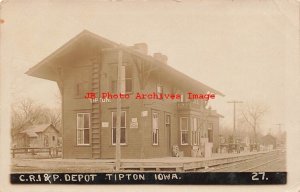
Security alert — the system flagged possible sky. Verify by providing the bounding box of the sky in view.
[1,0,299,135]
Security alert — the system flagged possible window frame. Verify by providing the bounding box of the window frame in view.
[72,67,91,98]
[111,111,127,145]
[124,65,133,93]
[156,84,163,95]
[111,64,133,94]
[180,117,189,145]
[76,113,91,146]
[75,81,90,98]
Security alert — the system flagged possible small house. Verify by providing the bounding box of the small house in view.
[260,134,276,151]
[17,124,60,148]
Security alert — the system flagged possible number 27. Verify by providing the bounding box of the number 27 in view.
[252,172,266,181]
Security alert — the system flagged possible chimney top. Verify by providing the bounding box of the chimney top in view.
[133,43,148,55]
[153,52,168,64]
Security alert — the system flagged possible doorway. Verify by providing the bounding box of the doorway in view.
[165,114,171,156]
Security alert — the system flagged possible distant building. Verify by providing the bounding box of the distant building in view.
[26,30,223,159]
[260,134,276,151]
[16,124,60,148]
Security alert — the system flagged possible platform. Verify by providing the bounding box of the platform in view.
[11,150,278,173]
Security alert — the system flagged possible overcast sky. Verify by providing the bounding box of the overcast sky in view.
[1,0,299,134]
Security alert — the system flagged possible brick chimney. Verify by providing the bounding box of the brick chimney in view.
[133,43,148,55]
[153,52,168,64]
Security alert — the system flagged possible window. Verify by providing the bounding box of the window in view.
[75,81,89,97]
[208,123,213,143]
[52,136,55,141]
[180,93,185,102]
[157,84,163,95]
[125,65,133,93]
[112,111,126,145]
[180,117,189,145]
[74,68,90,97]
[77,113,90,145]
[152,112,159,145]
[191,118,200,145]
[111,65,133,94]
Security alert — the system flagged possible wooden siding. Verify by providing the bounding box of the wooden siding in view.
[60,47,221,159]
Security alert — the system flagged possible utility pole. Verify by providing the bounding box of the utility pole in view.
[227,100,243,152]
[115,47,123,171]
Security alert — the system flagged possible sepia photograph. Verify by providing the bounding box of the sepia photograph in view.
[1,0,300,191]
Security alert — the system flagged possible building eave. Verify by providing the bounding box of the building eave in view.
[26,30,224,96]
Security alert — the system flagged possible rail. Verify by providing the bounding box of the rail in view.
[11,147,62,158]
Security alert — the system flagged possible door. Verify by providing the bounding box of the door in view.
[165,114,171,156]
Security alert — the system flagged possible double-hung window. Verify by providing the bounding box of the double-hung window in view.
[112,111,126,145]
[77,113,90,145]
[124,65,133,93]
[111,64,133,94]
[180,117,189,145]
[74,68,90,98]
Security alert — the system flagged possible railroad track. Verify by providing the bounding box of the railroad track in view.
[200,150,285,172]
[241,156,285,172]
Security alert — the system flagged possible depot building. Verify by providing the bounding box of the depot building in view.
[26,30,224,159]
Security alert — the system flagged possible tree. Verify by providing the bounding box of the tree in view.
[241,102,268,147]
[45,108,61,130]
[11,98,61,136]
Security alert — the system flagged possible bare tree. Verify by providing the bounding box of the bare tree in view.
[241,102,268,147]
[11,98,61,135]
[45,108,61,130]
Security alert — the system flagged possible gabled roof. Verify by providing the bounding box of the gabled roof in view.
[25,132,38,138]
[26,30,224,96]
[20,123,58,137]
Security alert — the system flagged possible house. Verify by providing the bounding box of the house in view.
[26,30,224,159]
[16,124,60,148]
[11,121,33,147]
[259,134,276,151]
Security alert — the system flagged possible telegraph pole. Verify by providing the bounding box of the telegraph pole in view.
[115,47,123,171]
[227,100,243,152]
